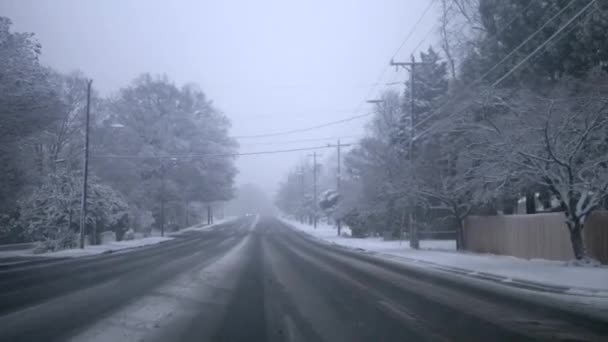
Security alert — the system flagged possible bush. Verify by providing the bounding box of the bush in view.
[168,222,180,232]
[124,228,135,240]
[0,211,26,244]
[35,230,77,253]
[342,209,371,238]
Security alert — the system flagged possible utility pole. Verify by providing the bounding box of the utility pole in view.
[390,56,431,250]
[299,160,305,224]
[336,139,343,236]
[159,158,165,237]
[312,152,318,228]
[79,79,92,249]
[307,152,319,228]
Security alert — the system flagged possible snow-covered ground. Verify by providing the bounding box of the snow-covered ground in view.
[170,216,237,235]
[46,237,174,258]
[281,218,608,295]
[0,236,174,259]
[0,217,238,260]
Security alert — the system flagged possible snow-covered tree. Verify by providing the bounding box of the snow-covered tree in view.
[0,17,61,211]
[18,171,130,249]
[96,74,237,230]
[414,124,507,249]
[0,17,61,142]
[477,74,608,262]
[319,189,339,222]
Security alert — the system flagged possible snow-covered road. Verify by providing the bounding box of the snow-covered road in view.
[281,218,608,296]
[1,216,607,341]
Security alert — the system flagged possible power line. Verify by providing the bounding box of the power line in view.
[411,22,437,56]
[234,2,438,141]
[239,135,362,146]
[481,0,577,83]
[492,0,596,87]
[410,0,542,132]
[228,2,437,141]
[390,0,438,61]
[356,0,438,110]
[411,0,587,137]
[91,144,358,160]
[233,112,373,139]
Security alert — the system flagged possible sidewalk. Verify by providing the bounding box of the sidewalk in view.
[0,217,237,262]
[0,236,174,261]
[280,218,608,297]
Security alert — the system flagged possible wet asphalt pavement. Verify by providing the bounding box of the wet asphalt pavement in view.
[1,216,607,342]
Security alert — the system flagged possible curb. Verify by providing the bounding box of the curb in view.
[371,252,608,298]
[279,220,608,298]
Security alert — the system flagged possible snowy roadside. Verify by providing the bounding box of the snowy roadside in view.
[169,216,238,235]
[280,217,608,297]
[0,236,174,259]
[0,217,238,260]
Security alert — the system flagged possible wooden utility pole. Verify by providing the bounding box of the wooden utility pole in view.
[299,161,305,223]
[312,152,318,228]
[306,152,321,228]
[336,140,343,236]
[79,79,93,249]
[391,56,431,250]
[159,158,165,237]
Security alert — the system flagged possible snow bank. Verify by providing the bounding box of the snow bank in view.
[284,219,455,251]
[0,218,239,261]
[0,236,174,259]
[43,236,174,258]
[280,218,608,294]
[170,216,238,235]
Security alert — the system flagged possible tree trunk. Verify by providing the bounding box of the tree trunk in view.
[538,188,552,210]
[502,197,517,215]
[568,222,588,260]
[386,198,396,237]
[184,201,189,228]
[525,190,536,214]
[456,218,465,251]
[409,209,419,249]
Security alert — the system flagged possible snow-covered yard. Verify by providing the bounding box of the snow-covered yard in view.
[281,218,608,295]
[0,236,174,259]
[170,216,237,235]
[0,217,238,260]
[45,237,174,257]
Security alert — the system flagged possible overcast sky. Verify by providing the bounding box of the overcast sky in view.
[1,0,438,196]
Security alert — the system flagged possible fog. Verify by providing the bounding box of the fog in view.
[1,0,436,196]
[3,1,608,340]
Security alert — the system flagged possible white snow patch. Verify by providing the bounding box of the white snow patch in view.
[0,218,240,260]
[46,237,174,258]
[280,217,608,293]
[170,216,238,235]
[0,237,174,259]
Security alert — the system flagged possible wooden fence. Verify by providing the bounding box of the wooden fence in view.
[463,211,608,264]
